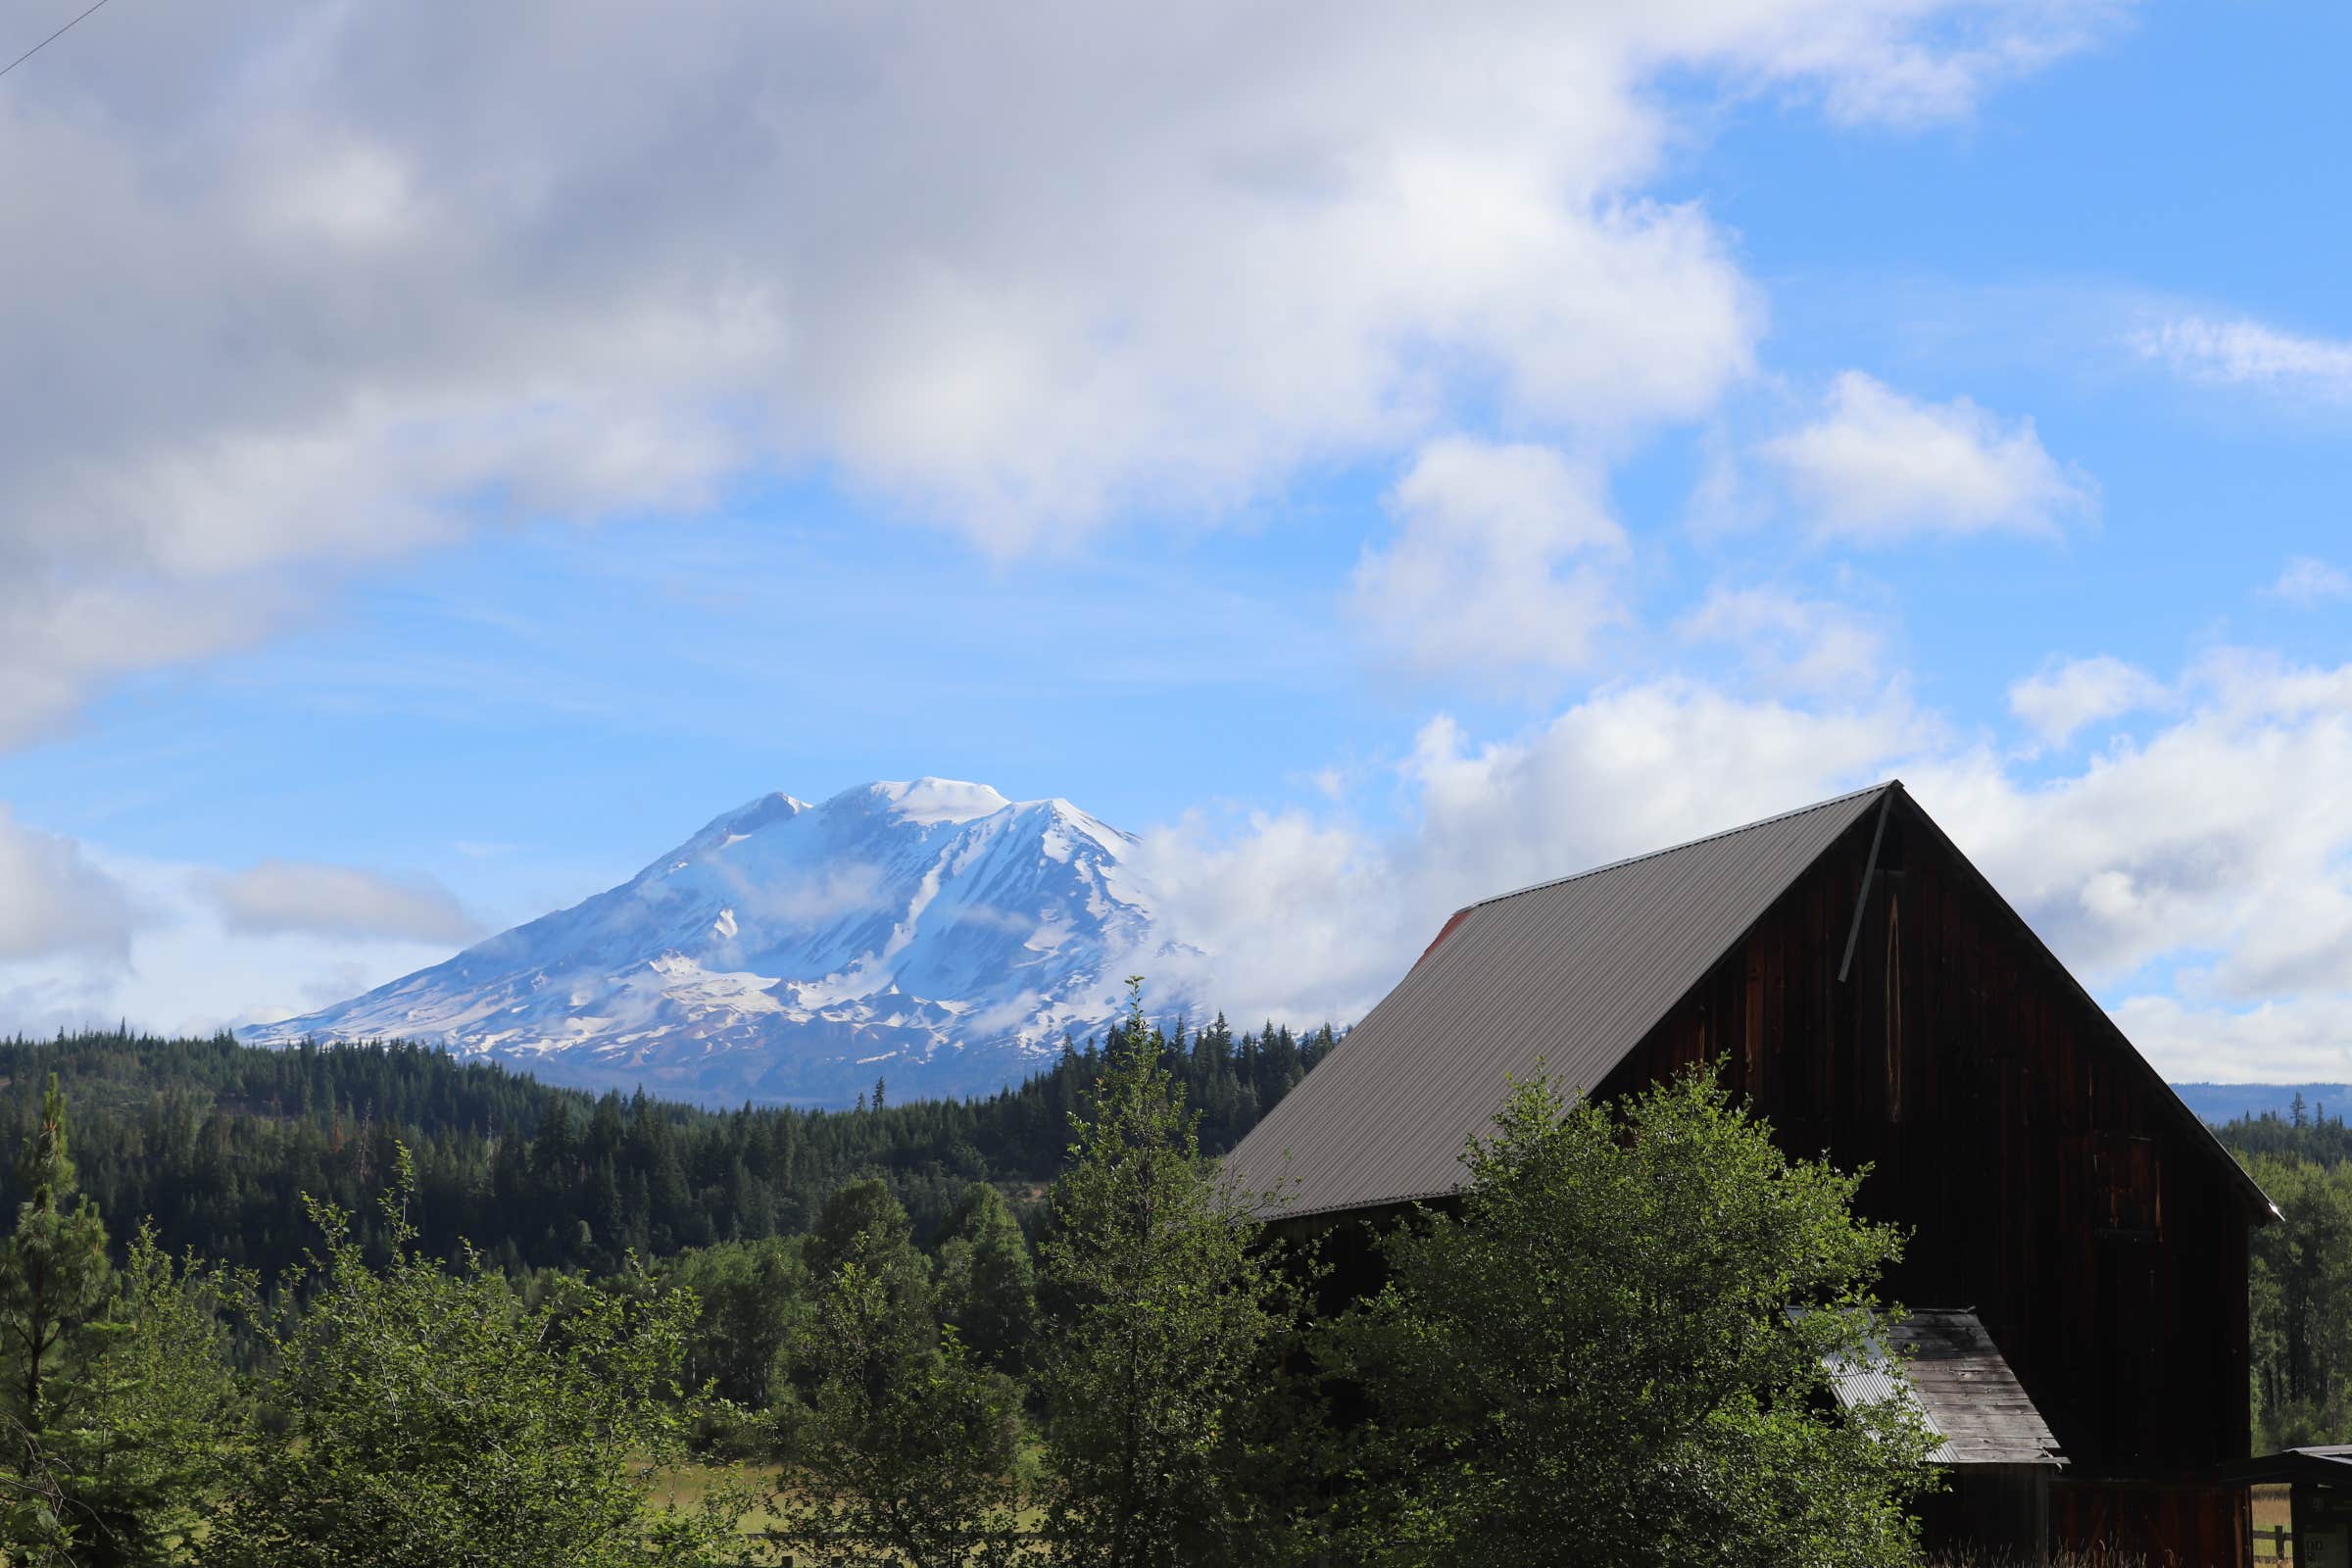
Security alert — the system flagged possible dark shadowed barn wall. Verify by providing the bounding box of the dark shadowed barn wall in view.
[1592,795,2258,1567]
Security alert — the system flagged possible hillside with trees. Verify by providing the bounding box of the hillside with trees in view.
[0,1005,1936,1566]
[0,1019,1333,1282]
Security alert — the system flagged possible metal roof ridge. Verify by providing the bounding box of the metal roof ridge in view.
[1460,779,1902,913]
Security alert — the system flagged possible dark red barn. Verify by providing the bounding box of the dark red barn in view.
[1226,781,2271,1567]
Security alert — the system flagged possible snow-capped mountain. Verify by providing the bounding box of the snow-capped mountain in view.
[239,779,1160,1105]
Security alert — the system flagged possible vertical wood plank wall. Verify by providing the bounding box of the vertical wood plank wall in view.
[1594,801,2256,1567]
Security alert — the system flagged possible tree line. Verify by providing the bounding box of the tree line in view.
[0,1019,1333,1282]
[2224,1098,2352,1448]
[0,996,1938,1566]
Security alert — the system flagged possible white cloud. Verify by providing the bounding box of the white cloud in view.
[2007,655,2167,746]
[0,840,476,1036]
[1721,1,2132,127]
[2134,314,2352,400]
[1675,585,1888,695]
[1762,370,2095,543]
[1138,648,2352,1083]
[1905,654,2352,996]
[713,862,891,928]
[2111,996,2352,1086]
[1351,438,1628,674]
[0,0,2123,740]
[206,859,477,944]
[1135,681,1926,1025]
[0,806,139,962]
[2271,556,2352,608]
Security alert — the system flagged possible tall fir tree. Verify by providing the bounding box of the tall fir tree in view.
[0,1076,113,1439]
[934,1183,1036,1375]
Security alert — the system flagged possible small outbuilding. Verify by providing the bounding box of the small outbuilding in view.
[2214,1447,2352,1566]
[1820,1309,2065,1562]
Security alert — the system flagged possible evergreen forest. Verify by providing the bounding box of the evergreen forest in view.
[2222,1096,2352,1449]
[0,1018,1333,1283]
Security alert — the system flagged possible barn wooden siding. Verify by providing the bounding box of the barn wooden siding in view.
[1594,796,2255,1565]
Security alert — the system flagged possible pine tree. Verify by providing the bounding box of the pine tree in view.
[0,1075,113,1439]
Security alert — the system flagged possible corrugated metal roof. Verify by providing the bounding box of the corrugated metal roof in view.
[2216,1445,2352,1485]
[1225,783,1893,1219]
[1821,1310,2065,1467]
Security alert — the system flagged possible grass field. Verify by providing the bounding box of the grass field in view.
[646,1460,795,1538]
[648,1460,1049,1555]
[2253,1483,2292,1565]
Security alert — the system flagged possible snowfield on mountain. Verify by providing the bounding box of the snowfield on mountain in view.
[240,779,1166,1105]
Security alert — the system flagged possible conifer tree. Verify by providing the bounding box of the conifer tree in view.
[0,1076,112,1439]
[935,1183,1036,1374]
[1033,983,1311,1568]
[805,1179,924,1296]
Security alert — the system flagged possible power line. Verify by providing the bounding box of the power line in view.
[0,0,116,82]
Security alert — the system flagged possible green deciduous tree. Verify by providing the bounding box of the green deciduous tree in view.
[198,1148,742,1568]
[1330,1066,1936,1568]
[657,1236,810,1411]
[777,1246,1035,1568]
[1033,984,1313,1568]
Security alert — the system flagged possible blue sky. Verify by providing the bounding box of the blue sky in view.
[4,0,2351,1079]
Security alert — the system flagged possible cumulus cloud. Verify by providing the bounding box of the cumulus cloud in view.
[1762,370,2095,543]
[1136,648,2352,1082]
[0,806,139,962]
[2112,996,2352,1086]
[0,0,2123,741]
[1352,438,1628,674]
[1675,585,1888,695]
[2134,314,2352,401]
[2007,655,2168,746]
[1728,0,2132,127]
[2271,556,2352,607]
[1134,681,1927,1025]
[206,859,477,945]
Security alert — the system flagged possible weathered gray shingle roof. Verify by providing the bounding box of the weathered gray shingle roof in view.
[1823,1310,2064,1467]
[1224,783,1893,1219]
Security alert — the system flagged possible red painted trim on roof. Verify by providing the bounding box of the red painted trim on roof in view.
[1415,906,1473,967]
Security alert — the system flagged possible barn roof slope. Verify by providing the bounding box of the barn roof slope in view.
[1225,780,2272,1223]
[1224,782,1893,1220]
[1821,1310,2064,1467]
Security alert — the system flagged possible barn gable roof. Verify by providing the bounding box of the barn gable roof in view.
[1226,783,1891,1219]
[1225,781,2270,1222]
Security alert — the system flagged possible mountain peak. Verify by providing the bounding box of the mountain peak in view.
[848,777,1015,826]
[240,779,1156,1106]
